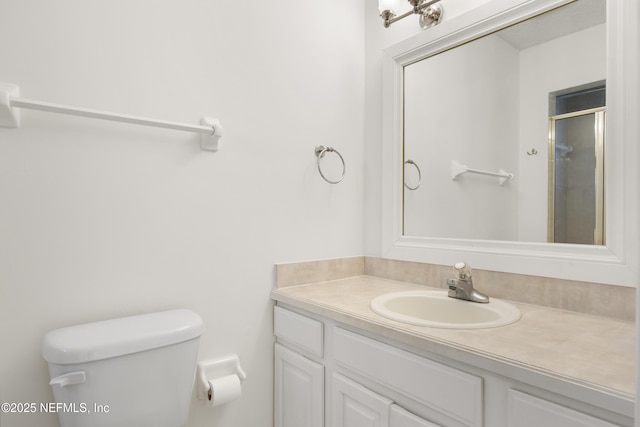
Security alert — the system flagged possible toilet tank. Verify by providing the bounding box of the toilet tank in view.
[42,309,203,427]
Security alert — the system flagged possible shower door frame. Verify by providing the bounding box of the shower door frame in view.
[547,107,606,245]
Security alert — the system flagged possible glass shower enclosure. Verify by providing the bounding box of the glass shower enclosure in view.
[548,89,605,245]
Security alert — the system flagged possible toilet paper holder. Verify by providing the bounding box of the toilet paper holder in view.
[196,355,247,402]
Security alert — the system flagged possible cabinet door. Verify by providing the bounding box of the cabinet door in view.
[332,373,393,427]
[390,405,441,427]
[508,390,619,427]
[275,343,324,427]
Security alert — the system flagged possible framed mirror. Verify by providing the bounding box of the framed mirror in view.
[381,0,639,286]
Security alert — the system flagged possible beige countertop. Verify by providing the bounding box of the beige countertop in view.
[272,275,635,399]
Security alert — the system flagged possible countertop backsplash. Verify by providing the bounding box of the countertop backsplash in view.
[275,256,635,322]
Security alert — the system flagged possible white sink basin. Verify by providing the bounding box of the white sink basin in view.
[370,290,521,329]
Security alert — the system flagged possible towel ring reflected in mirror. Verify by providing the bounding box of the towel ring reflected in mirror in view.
[315,145,346,184]
[404,159,421,190]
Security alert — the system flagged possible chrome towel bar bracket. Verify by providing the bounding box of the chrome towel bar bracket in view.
[315,145,345,184]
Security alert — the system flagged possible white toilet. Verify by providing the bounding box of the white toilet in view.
[42,309,203,427]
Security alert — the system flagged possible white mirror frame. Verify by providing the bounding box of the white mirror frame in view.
[381,0,639,286]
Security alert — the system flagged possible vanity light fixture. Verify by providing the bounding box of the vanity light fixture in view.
[378,0,443,29]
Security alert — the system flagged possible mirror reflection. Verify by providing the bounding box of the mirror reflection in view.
[548,83,605,245]
[402,0,606,245]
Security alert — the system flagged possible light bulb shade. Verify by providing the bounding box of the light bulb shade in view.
[378,0,400,13]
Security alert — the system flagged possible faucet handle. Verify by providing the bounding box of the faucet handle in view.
[454,261,472,280]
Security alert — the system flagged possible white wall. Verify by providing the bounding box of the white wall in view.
[0,1,363,426]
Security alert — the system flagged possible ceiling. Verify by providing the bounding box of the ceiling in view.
[495,0,606,50]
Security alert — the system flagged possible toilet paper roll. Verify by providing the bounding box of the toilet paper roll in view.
[207,374,242,407]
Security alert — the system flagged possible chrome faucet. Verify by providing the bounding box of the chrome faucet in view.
[447,262,489,303]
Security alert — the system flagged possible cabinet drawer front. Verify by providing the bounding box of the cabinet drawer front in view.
[274,306,324,357]
[333,327,482,427]
[508,389,619,427]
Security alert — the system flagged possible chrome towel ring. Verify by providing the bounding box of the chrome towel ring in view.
[315,145,345,184]
[404,159,421,190]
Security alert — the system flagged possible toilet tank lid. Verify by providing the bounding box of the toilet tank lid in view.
[42,309,203,365]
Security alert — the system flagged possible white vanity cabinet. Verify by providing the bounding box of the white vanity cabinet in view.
[274,307,325,427]
[274,306,459,427]
[273,305,632,427]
